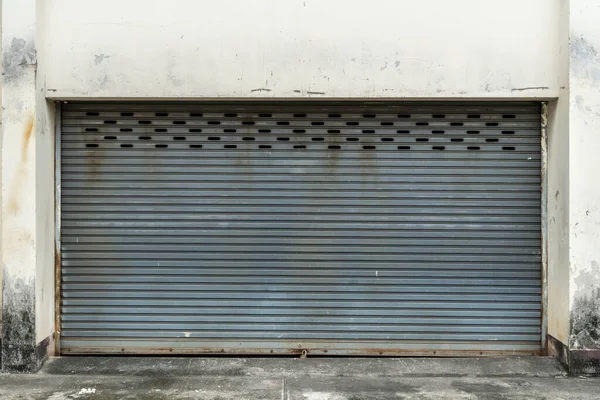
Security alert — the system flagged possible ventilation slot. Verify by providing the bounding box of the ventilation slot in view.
[86,112,100,116]
[121,113,134,117]
[85,143,99,148]
[259,145,272,149]
[328,145,341,150]
[328,113,341,118]
[328,130,340,134]
[486,138,499,143]
[243,137,255,141]
[294,113,307,118]
[190,113,203,117]
[416,138,429,142]
[189,144,203,149]
[189,129,203,133]
[155,129,167,133]
[208,137,221,141]
[120,144,133,148]
[432,130,445,134]
[503,114,516,119]
[225,113,238,117]
[208,121,220,125]
[363,114,376,118]
[502,130,515,135]
[381,138,394,142]
[398,114,411,118]
[224,129,236,133]
[346,122,359,126]
[312,138,324,142]
[362,130,375,134]
[104,120,117,124]
[104,136,117,140]
[451,122,464,126]
[397,146,411,150]
[294,145,306,149]
[224,145,237,149]
[467,130,480,134]
[468,146,480,150]
[242,121,255,125]
[311,121,325,126]
[85,128,98,132]
[277,137,290,141]
[433,146,445,150]
[121,128,133,132]
[293,129,306,133]
[381,122,394,126]
[468,114,481,119]
[503,146,516,151]
[451,138,464,142]
[416,122,429,126]
[138,120,151,125]
[346,138,359,142]
[173,136,186,141]
[259,129,271,133]
[363,145,376,150]
[138,136,152,140]
[397,130,410,134]
[259,113,272,118]
[155,112,169,117]
[155,144,168,148]
[432,114,445,119]
[486,122,499,127]
[174,121,187,125]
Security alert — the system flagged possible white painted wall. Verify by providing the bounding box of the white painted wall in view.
[547,0,570,346]
[568,0,600,350]
[42,0,559,99]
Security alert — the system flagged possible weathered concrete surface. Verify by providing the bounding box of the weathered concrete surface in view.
[3,356,600,399]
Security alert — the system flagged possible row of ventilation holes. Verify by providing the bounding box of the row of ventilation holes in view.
[84,112,519,150]
[86,111,518,121]
[85,140,516,151]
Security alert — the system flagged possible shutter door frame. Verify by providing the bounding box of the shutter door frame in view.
[57,101,544,356]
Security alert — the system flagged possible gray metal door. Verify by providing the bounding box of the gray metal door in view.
[60,102,542,355]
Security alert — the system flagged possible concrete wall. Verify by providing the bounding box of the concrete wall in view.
[42,0,559,99]
[1,0,55,371]
[547,0,571,347]
[568,0,600,352]
[1,0,39,371]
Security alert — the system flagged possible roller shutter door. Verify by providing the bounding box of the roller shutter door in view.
[59,102,542,355]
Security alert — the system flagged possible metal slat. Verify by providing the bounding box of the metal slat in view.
[60,102,542,355]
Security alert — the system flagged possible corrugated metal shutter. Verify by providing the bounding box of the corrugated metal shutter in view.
[60,102,542,355]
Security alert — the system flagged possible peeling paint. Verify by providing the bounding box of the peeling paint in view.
[2,38,36,84]
[571,36,600,84]
[93,54,110,65]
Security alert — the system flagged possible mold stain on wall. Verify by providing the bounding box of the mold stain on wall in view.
[571,286,600,349]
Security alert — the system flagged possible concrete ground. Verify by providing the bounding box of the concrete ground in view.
[0,356,599,399]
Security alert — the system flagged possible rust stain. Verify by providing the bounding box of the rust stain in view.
[22,117,35,161]
[7,116,35,214]
[54,243,62,355]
